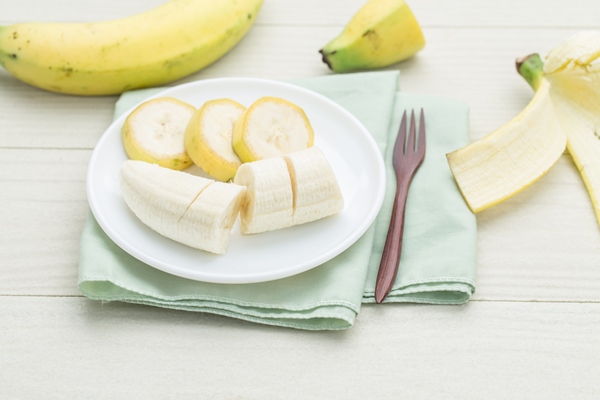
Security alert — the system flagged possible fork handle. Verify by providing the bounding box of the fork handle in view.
[375,178,410,303]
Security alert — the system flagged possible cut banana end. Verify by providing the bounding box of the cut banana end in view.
[185,99,245,182]
[232,96,314,162]
[284,147,344,225]
[233,156,295,234]
[122,97,196,171]
[447,80,567,213]
[233,147,344,234]
[120,160,245,254]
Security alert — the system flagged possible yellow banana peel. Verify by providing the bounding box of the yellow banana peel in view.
[447,31,600,227]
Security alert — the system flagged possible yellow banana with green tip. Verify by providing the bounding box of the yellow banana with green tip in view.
[319,0,425,72]
[0,0,263,95]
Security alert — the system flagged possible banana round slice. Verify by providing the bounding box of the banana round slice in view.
[233,156,294,234]
[122,97,196,171]
[232,96,314,162]
[284,147,344,225]
[184,98,245,181]
[120,160,245,254]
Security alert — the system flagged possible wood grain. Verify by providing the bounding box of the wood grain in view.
[0,297,598,399]
[1,0,600,397]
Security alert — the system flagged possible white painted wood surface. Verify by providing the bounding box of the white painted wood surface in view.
[1,0,599,398]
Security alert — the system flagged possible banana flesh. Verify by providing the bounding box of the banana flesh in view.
[319,0,425,72]
[447,31,600,227]
[234,147,344,234]
[120,160,245,254]
[232,97,314,162]
[185,99,246,182]
[0,0,263,95]
[284,147,344,226]
[122,97,196,171]
[233,156,295,234]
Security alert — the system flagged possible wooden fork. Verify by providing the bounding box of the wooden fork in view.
[375,109,426,304]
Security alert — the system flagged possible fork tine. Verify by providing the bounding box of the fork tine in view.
[407,109,416,153]
[394,110,408,155]
[418,108,426,156]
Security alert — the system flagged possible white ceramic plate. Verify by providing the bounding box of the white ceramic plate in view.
[87,77,386,284]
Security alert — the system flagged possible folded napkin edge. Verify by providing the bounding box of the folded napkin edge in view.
[78,276,361,313]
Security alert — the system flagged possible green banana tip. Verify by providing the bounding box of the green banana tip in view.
[516,53,544,91]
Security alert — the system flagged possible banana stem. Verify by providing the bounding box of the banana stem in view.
[516,53,544,91]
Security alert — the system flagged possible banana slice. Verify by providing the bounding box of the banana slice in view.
[233,147,343,234]
[120,160,245,254]
[122,97,196,171]
[185,99,246,181]
[233,156,295,234]
[232,96,314,162]
[284,147,344,225]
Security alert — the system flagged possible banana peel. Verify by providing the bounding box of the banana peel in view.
[447,31,600,227]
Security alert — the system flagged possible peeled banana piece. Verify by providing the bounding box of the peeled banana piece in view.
[185,99,245,182]
[0,0,263,95]
[233,156,295,234]
[234,147,344,234]
[284,147,345,226]
[120,160,245,254]
[122,97,196,171]
[319,0,425,72]
[447,31,600,227]
[232,97,314,162]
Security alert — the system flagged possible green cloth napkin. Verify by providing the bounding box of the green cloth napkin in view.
[79,71,476,330]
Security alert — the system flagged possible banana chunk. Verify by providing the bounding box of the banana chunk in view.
[233,157,295,234]
[232,97,314,162]
[319,0,426,72]
[284,147,344,225]
[185,98,246,182]
[233,147,343,234]
[120,160,245,254]
[122,97,196,171]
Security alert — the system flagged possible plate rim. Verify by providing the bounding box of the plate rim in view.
[86,77,386,284]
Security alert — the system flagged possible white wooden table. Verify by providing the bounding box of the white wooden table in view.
[2,1,600,398]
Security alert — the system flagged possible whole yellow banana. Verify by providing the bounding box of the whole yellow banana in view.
[0,0,263,95]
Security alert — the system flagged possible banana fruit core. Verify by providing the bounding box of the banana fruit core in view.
[120,160,246,255]
[232,97,314,162]
[234,147,344,234]
[122,97,195,171]
[121,146,344,254]
[185,99,246,182]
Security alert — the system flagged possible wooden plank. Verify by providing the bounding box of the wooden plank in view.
[0,0,597,28]
[0,297,598,398]
[0,149,89,296]
[0,27,583,149]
